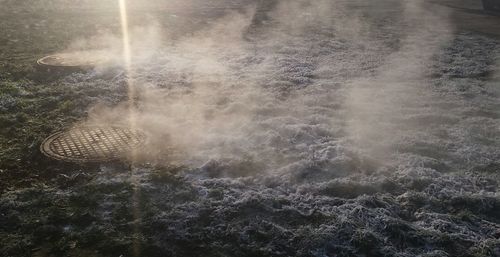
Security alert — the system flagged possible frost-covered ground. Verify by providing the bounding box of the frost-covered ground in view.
[1,0,500,256]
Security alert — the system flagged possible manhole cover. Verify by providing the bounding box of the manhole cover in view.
[37,51,113,70]
[41,126,146,162]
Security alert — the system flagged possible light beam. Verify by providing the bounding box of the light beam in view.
[119,1,141,256]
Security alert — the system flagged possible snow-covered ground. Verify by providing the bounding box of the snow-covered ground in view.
[1,0,500,256]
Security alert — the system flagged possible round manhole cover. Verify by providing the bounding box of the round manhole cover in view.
[37,51,113,69]
[41,126,146,162]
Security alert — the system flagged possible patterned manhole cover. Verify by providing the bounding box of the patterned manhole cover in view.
[41,126,146,162]
[37,51,113,69]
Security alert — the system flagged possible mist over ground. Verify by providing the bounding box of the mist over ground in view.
[1,0,500,256]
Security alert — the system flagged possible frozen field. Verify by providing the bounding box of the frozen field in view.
[1,0,500,256]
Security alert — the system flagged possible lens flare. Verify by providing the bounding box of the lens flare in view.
[119,1,141,256]
[119,0,131,68]
[119,0,135,122]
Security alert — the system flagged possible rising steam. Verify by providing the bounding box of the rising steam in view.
[72,0,458,178]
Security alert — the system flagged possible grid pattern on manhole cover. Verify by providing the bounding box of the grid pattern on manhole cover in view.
[41,126,146,162]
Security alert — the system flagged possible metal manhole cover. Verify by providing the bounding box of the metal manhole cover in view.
[41,126,146,162]
[37,51,113,69]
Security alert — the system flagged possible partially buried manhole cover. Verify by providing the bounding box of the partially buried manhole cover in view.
[37,51,113,70]
[41,126,146,163]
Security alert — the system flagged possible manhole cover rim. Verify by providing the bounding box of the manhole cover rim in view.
[41,126,146,163]
[37,52,112,69]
